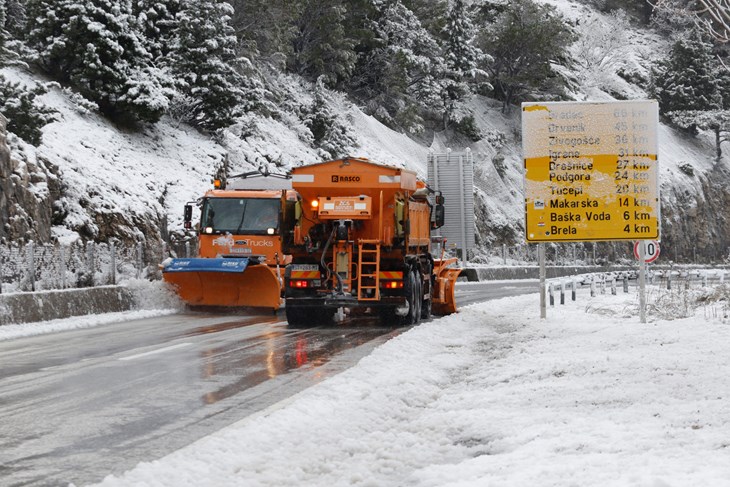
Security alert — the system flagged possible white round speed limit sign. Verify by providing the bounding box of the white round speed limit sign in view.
[634,240,660,263]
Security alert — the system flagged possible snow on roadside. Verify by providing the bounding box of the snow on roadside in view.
[90,286,730,487]
[0,308,178,342]
[0,279,183,341]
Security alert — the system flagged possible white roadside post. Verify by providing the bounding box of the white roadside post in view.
[539,244,546,319]
[639,240,647,323]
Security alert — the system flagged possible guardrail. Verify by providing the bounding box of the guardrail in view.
[546,269,729,305]
[474,242,730,266]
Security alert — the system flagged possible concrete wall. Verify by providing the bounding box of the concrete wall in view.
[0,286,135,325]
[2,264,725,325]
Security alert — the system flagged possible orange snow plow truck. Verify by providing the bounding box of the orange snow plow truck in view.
[283,157,461,326]
[161,170,297,312]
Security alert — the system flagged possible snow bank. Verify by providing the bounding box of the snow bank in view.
[91,284,730,487]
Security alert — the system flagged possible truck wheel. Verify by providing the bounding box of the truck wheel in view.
[421,296,432,320]
[413,270,423,324]
[314,308,335,326]
[400,269,420,326]
[286,305,314,328]
[379,269,420,327]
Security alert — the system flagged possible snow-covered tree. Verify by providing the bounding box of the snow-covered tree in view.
[477,0,574,112]
[3,0,25,37]
[667,109,730,159]
[288,0,356,87]
[651,29,724,114]
[350,0,443,133]
[133,0,182,61]
[652,29,730,157]
[167,0,246,130]
[303,77,356,159]
[0,0,6,57]
[652,0,730,43]
[0,74,57,145]
[443,0,486,78]
[26,0,169,123]
[440,0,490,130]
[229,0,294,63]
[572,11,631,90]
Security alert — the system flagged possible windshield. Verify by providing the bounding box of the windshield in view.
[200,197,280,234]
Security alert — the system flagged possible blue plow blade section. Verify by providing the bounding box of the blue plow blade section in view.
[163,258,249,273]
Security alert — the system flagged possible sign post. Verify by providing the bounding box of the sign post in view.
[522,100,660,319]
[537,244,547,320]
[639,241,647,323]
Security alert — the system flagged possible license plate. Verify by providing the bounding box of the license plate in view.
[290,264,319,271]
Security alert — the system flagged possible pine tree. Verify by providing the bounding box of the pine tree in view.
[651,29,724,114]
[349,0,442,133]
[0,74,57,145]
[288,0,356,87]
[440,0,490,130]
[26,0,168,123]
[133,0,181,61]
[229,0,295,62]
[667,109,730,159]
[168,0,245,130]
[477,0,573,113]
[443,0,485,78]
[303,77,356,159]
[653,29,730,158]
[3,0,25,38]
[0,0,6,58]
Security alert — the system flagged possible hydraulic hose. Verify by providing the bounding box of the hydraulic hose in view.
[320,226,345,294]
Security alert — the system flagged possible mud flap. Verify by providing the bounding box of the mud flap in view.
[163,258,282,310]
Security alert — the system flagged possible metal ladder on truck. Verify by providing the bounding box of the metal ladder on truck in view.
[357,240,381,300]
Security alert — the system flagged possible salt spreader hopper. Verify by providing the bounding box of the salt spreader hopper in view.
[282,157,462,326]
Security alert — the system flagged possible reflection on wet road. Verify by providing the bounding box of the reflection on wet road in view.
[0,313,404,486]
[0,280,537,486]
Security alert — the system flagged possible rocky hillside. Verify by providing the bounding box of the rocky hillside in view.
[1,0,729,264]
[0,112,59,243]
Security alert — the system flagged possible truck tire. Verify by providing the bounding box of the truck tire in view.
[286,305,314,328]
[413,270,422,324]
[378,269,421,327]
[421,295,432,320]
[400,269,420,326]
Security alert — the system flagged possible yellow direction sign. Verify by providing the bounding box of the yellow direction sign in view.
[522,100,660,242]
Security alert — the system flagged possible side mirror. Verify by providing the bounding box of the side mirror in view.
[433,204,445,229]
[184,204,193,230]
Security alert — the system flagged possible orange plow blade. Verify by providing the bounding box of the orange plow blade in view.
[432,258,462,316]
[163,261,282,311]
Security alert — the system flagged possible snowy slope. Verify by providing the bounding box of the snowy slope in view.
[3,0,728,254]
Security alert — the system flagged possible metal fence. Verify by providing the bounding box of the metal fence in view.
[0,239,198,294]
[2,238,727,294]
[472,242,730,267]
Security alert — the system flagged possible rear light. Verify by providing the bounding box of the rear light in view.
[382,281,403,289]
[290,280,309,288]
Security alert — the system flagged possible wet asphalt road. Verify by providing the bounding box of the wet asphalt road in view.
[0,280,537,487]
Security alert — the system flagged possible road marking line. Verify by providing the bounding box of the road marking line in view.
[118,342,193,361]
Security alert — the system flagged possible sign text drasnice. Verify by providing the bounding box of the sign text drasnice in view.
[522,101,660,242]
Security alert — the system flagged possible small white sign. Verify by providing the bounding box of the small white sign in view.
[634,240,660,263]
